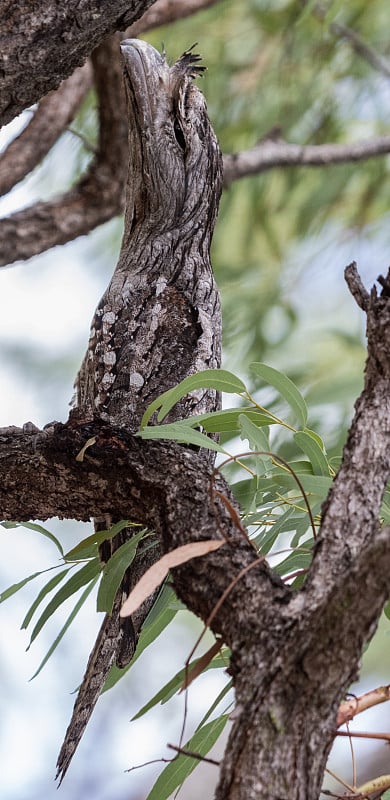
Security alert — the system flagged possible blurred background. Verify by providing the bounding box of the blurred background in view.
[0,1,389,798]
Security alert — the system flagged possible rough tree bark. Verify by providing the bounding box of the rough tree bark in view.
[56,38,223,780]
[0,265,389,799]
[1,7,390,800]
[0,0,157,126]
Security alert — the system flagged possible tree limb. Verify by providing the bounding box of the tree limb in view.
[223,134,390,185]
[1,267,389,800]
[3,128,390,267]
[127,0,223,36]
[214,266,390,800]
[0,0,157,127]
[0,36,128,267]
[330,20,390,81]
[0,63,93,198]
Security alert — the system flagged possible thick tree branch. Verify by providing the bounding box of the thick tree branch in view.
[0,0,223,267]
[0,418,285,651]
[127,0,222,36]
[4,129,390,267]
[214,266,390,800]
[0,36,127,267]
[0,267,389,799]
[0,0,157,127]
[223,134,390,185]
[0,63,93,198]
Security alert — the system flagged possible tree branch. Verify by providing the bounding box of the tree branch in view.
[0,417,285,652]
[0,63,93,198]
[215,265,390,800]
[223,134,390,185]
[4,128,390,267]
[1,266,390,798]
[127,0,222,36]
[0,0,157,127]
[0,36,128,267]
[330,20,390,81]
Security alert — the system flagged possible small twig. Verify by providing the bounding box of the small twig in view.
[126,0,223,36]
[336,730,390,742]
[213,450,317,540]
[330,20,390,82]
[337,684,390,727]
[344,262,370,312]
[125,756,173,773]
[167,743,220,766]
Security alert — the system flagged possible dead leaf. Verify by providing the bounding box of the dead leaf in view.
[180,638,223,692]
[75,436,97,462]
[120,539,224,618]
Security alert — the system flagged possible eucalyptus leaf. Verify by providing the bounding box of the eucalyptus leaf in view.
[146,715,229,800]
[64,520,134,561]
[29,577,99,680]
[140,369,246,428]
[294,430,330,476]
[21,568,69,629]
[238,414,271,474]
[27,558,101,646]
[103,586,178,692]
[137,422,227,453]
[1,520,64,557]
[250,362,307,428]
[0,565,63,603]
[132,651,230,720]
[96,529,147,614]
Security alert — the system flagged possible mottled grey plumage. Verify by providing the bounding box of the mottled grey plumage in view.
[56,39,223,781]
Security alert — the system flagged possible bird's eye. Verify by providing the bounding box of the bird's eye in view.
[173,117,186,151]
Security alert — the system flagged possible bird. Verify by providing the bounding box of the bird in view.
[56,38,223,781]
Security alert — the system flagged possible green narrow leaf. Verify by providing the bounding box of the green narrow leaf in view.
[273,540,314,578]
[196,680,233,730]
[64,520,135,561]
[96,529,147,614]
[141,583,181,629]
[272,471,332,497]
[190,408,273,434]
[21,568,70,629]
[384,601,390,621]
[27,558,101,646]
[294,430,330,476]
[137,422,227,453]
[140,369,247,428]
[230,477,258,514]
[146,715,229,800]
[238,415,271,474]
[0,564,64,603]
[103,585,179,693]
[1,521,64,557]
[250,362,308,428]
[132,650,230,720]
[29,576,99,680]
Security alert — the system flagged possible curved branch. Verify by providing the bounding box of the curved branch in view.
[0,418,284,651]
[0,0,156,127]
[128,0,222,35]
[0,36,127,267]
[223,134,390,185]
[4,128,390,266]
[0,63,93,198]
